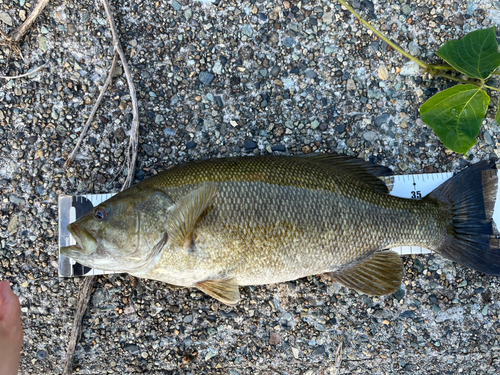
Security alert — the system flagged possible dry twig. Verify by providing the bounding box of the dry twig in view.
[0,0,50,56]
[64,0,140,184]
[62,276,96,375]
[101,0,140,188]
[332,340,344,375]
[0,63,47,79]
[64,53,118,168]
[63,1,140,373]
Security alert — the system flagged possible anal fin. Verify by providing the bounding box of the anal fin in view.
[327,251,403,296]
[196,277,240,305]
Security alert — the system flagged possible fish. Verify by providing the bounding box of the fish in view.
[60,155,500,305]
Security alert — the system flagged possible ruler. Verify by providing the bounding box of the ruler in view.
[58,171,499,277]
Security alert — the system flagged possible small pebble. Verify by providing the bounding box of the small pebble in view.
[39,37,48,52]
[346,79,356,91]
[363,131,378,143]
[8,215,18,234]
[0,12,13,26]
[205,348,217,360]
[242,25,253,37]
[213,61,223,74]
[378,65,389,81]
[408,41,421,56]
[244,139,257,150]
[283,37,297,48]
[269,332,281,346]
[270,66,281,77]
[215,96,223,108]
[484,131,493,145]
[272,144,286,152]
[312,345,325,356]
[199,71,215,86]
[124,344,140,354]
[401,311,415,319]
[374,113,390,126]
[172,1,181,11]
[400,61,420,76]
[322,12,333,24]
[482,304,489,316]
[305,70,317,79]
[186,141,197,149]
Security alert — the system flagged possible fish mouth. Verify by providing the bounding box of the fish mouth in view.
[64,222,98,256]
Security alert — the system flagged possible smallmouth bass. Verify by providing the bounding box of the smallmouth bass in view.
[60,155,500,304]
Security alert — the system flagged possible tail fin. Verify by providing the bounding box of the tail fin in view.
[427,160,500,275]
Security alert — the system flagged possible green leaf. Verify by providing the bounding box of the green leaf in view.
[496,97,500,127]
[437,27,500,79]
[420,84,490,154]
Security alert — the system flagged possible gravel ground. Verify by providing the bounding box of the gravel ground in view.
[1,0,500,374]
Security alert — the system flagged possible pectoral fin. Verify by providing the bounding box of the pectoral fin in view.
[196,278,240,305]
[167,182,218,250]
[327,251,403,296]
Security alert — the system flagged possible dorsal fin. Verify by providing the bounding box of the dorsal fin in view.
[300,154,393,194]
[327,251,403,296]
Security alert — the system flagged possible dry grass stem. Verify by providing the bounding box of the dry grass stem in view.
[10,0,50,43]
[101,0,140,190]
[332,340,343,375]
[0,0,50,56]
[62,276,97,375]
[63,1,141,372]
[64,53,118,168]
[0,63,47,79]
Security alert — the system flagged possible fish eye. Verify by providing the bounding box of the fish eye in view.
[94,207,108,220]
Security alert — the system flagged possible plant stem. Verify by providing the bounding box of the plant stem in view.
[427,64,457,71]
[0,63,47,79]
[63,276,96,375]
[335,0,429,70]
[102,0,139,189]
[431,73,500,92]
[484,84,500,92]
[434,72,480,86]
[65,53,118,168]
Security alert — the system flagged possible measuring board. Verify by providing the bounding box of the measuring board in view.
[58,170,500,277]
